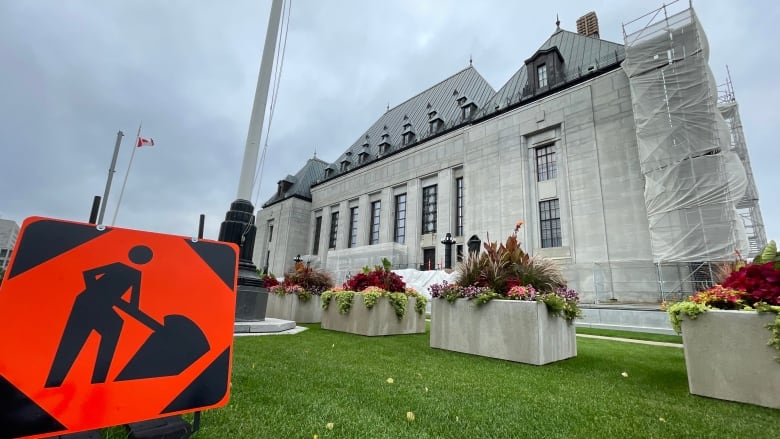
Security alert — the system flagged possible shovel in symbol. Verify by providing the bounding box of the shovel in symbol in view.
[114,304,210,381]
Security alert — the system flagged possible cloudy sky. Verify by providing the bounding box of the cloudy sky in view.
[1,0,777,246]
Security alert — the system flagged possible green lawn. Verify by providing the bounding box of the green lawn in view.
[168,324,779,439]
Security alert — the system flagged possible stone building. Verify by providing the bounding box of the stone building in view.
[0,219,20,270]
[254,4,764,303]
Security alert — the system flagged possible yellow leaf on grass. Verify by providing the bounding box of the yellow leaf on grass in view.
[406,411,415,422]
[386,377,394,384]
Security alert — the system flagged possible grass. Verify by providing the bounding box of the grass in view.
[151,324,779,439]
[576,327,682,344]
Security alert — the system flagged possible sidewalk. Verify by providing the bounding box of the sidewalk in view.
[577,333,682,348]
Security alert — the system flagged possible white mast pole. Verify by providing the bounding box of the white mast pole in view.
[236,0,284,201]
[111,123,142,226]
[98,130,124,224]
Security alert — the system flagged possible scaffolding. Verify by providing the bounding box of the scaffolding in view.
[622,1,748,265]
[717,67,767,257]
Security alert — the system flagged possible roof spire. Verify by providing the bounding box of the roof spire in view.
[469,54,472,66]
[556,14,560,30]
[313,146,317,158]
[387,102,390,112]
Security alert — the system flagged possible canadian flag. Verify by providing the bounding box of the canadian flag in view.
[137,137,155,147]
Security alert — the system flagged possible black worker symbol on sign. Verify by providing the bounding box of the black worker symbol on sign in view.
[45,245,210,388]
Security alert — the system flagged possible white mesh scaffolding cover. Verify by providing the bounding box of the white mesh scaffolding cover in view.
[622,7,747,262]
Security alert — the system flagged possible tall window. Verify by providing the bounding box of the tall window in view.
[422,185,437,234]
[394,194,407,244]
[536,145,557,181]
[268,224,274,242]
[329,211,339,249]
[540,199,561,248]
[348,207,359,248]
[312,216,322,255]
[370,201,381,245]
[537,64,548,88]
[455,177,464,236]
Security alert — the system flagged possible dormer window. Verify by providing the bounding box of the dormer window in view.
[340,159,351,172]
[276,176,295,197]
[457,96,467,106]
[402,122,415,146]
[378,133,391,154]
[358,150,369,164]
[428,110,444,134]
[524,47,563,96]
[459,98,478,120]
[324,168,333,178]
[537,64,548,88]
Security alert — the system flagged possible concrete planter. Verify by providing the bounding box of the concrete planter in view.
[265,294,322,323]
[430,299,577,365]
[321,294,426,336]
[680,310,779,409]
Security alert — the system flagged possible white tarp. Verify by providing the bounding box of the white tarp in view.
[394,269,458,300]
[622,6,748,262]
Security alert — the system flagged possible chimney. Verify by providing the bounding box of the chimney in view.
[576,11,600,38]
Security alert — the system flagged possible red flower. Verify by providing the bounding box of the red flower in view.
[721,262,780,306]
[343,268,406,293]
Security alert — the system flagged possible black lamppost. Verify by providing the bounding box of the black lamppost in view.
[219,0,284,322]
[441,232,456,269]
[294,254,302,264]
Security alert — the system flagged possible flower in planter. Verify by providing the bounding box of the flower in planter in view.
[321,260,428,319]
[343,258,406,293]
[667,240,780,358]
[270,264,335,302]
[260,272,279,288]
[428,232,581,321]
[322,286,428,319]
[507,285,537,300]
[282,264,335,298]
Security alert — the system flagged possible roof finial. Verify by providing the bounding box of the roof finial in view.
[387,102,390,112]
[469,54,472,66]
[313,146,317,158]
[556,14,560,30]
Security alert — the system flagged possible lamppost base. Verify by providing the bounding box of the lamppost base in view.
[219,199,267,322]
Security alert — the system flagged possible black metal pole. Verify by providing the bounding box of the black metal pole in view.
[441,233,456,269]
[88,196,101,224]
[193,213,205,433]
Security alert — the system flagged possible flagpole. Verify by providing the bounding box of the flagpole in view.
[111,123,142,226]
[98,130,124,224]
[218,0,283,322]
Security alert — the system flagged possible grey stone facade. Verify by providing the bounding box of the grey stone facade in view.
[254,16,762,303]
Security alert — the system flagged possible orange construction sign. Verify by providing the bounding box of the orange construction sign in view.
[0,217,238,439]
